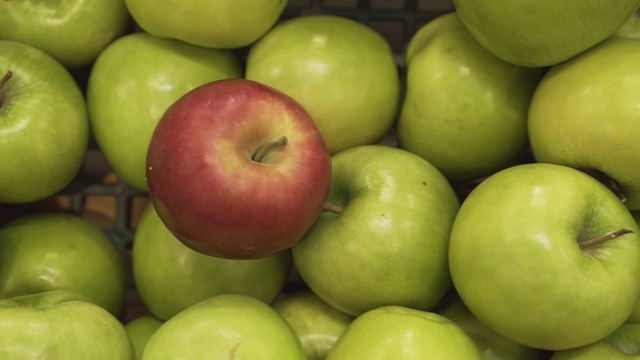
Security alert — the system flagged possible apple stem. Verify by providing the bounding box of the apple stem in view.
[579,228,634,250]
[322,202,343,214]
[251,135,288,163]
[0,70,12,91]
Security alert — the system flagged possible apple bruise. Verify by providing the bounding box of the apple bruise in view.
[0,70,13,110]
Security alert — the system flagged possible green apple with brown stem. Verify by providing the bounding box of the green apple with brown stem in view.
[0,40,88,204]
[292,145,460,316]
[449,163,640,350]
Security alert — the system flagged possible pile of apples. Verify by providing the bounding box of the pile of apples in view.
[1,0,640,359]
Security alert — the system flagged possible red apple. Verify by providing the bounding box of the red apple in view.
[146,78,332,259]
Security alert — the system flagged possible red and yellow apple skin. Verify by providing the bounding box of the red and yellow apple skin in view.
[146,78,332,260]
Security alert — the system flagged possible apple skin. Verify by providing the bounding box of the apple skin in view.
[438,297,544,360]
[87,32,243,190]
[617,7,640,39]
[452,0,640,67]
[133,201,293,320]
[141,294,307,359]
[124,315,164,360]
[146,78,332,259]
[0,40,88,204]
[528,36,640,211]
[125,0,287,49]
[0,212,127,317]
[0,290,135,359]
[292,145,460,316]
[326,305,483,359]
[551,323,640,359]
[0,0,132,68]
[397,12,541,182]
[273,290,355,359]
[245,14,401,154]
[449,163,640,350]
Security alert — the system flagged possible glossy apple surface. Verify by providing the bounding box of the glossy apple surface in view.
[453,0,640,67]
[449,163,640,350]
[87,32,242,190]
[0,0,132,68]
[146,78,332,259]
[0,212,127,316]
[125,0,287,49]
[273,290,355,359]
[438,297,543,360]
[326,305,482,359]
[292,145,460,316]
[551,323,640,359]
[141,294,306,359]
[125,315,164,360]
[0,40,88,203]
[528,36,640,210]
[133,202,292,320]
[0,290,134,359]
[398,12,541,182]
[246,14,401,154]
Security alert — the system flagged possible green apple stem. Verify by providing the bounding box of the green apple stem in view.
[0,70,12,91]
[251,136,288,163]
[322,202,343,214]
[579,228,634,250]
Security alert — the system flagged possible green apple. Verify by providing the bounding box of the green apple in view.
[617,7,640,39]
[141,293,306,359]
[453,0,640,67]
[0,0,132,69]
[292,145,460,316]
[326,305,482,359]
[245,15,401,154]
[528,36,640,210]
[125,315,164,359]
[0,212,127,316]
[0,290,134,359]
[0,40,88,203]
[397,12,541,182]
[133,202,292,321]
[273,290,355,359]
[449,163,640,351]
[87,32,242,190]
[438,297,544,360]
[125,0,287,49]
[627,211,640,324]
[551,323,640,359]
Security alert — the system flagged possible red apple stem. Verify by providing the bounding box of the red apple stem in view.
[251,135,288,163]
[579,228,634,250]
[0,70,12,90]
[322,202,343,214]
